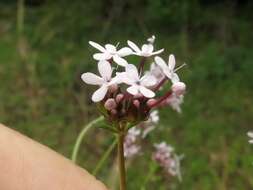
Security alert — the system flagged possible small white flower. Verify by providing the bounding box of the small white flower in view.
[154,55,180,84]
[120,64,157,98]
[139,110,159,138]
[148,63,165,82]
[248,131,253,144]
[89,41,132,67]
[150,110,159,124]
[127,37,164,57]
[81,60,118,102]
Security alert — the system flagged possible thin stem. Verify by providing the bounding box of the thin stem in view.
[140,163,158,190]
[153,77,167,92]
[118,124,126,190]
[138,57,146,75]
[92,137,117,176]
[71,116,104,163]
[149,90,173,108]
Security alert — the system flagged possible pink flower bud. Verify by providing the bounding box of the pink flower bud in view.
[171,82,186,96]
[133,100,140,108]
[116,94,124,103]
[147,99,157,107]
[111,109,117,115]
[104,98,117,111]
[108,84,118,93]
[134,93,143,98]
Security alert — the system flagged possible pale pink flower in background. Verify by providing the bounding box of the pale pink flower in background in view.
[247,132,253,144]
[139,110,160,138]
[127,36,164,57]
[121,64,157,98]
[171,82,186,96]
[153,142,183,181]
[166,94,184,113]
[89,41,132,66]
[124,127,141,158]
[81,60,118,102]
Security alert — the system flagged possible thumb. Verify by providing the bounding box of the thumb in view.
[0,123,108,190]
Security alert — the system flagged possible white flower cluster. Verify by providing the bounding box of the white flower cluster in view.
[81,36,186,113]
[153,142,183,180]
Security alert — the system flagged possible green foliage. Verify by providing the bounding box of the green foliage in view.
[0,0,253,189]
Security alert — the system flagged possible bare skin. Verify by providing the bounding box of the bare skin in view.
[0,123,108,190]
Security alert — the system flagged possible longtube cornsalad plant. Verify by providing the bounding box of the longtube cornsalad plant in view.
[73,35,187,190]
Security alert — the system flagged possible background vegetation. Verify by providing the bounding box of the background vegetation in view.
[0,0,253,189]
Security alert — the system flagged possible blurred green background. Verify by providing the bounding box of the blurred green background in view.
[0,0,253,189]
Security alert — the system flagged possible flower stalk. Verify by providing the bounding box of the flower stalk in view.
[118,123,127,190]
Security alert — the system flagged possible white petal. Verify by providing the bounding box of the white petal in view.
[117,47,133,57]
[141,44,153,53]
[81,73,104,85]
[155,56,168,70]
[151,49,164,55]
[92,85,108,102]
[248,132,253,138]
[171,73,180,83]
[89,41,106,52]
[168,54,176,71]
[126,64,139,81]
[127,40,141,53]
[93,53,112,60]
[140,74,157,87]
[139,86,155,98]
[127,85,139,95]
[105,44,117,53]
[113,55,128,67]
[98,60,112,80]
[249,140,253,144]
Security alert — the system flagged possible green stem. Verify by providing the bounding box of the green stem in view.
[92,137,117,176]
[71,116,104,163]
[17,0,24,37]
[140,163,158,190]
[118,123,127,190]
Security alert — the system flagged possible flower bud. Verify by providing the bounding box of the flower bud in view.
[134,93,143,99]
[111,109,117,115]
[108,84,118,93]
[147,99,156,108]
[104,98,117,111]
[116,94,124,103]
[171,82,186,96]
[133,100,140,108]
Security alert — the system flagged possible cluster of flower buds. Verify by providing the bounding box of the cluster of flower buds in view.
[153,142,183,180]
[123,110,159,158]
[81,35,186,126]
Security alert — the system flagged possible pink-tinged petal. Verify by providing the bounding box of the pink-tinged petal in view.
[127,40,141,53]
[139,86,155,98]
[168,54,176,71]
[127,85,139,95]
[105,44,117,53]
[155,56,168,70]
[89,41,106,52]
[92,85,108,102]
[117,47,133,57]
[126,64,139,81]
[81,72,103,85]
[113,55,128,67]
[98,60,112,81]
[93,53,112,60]
[151,49,164,55]
[140,74,157,87]
[141,44,153,53]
